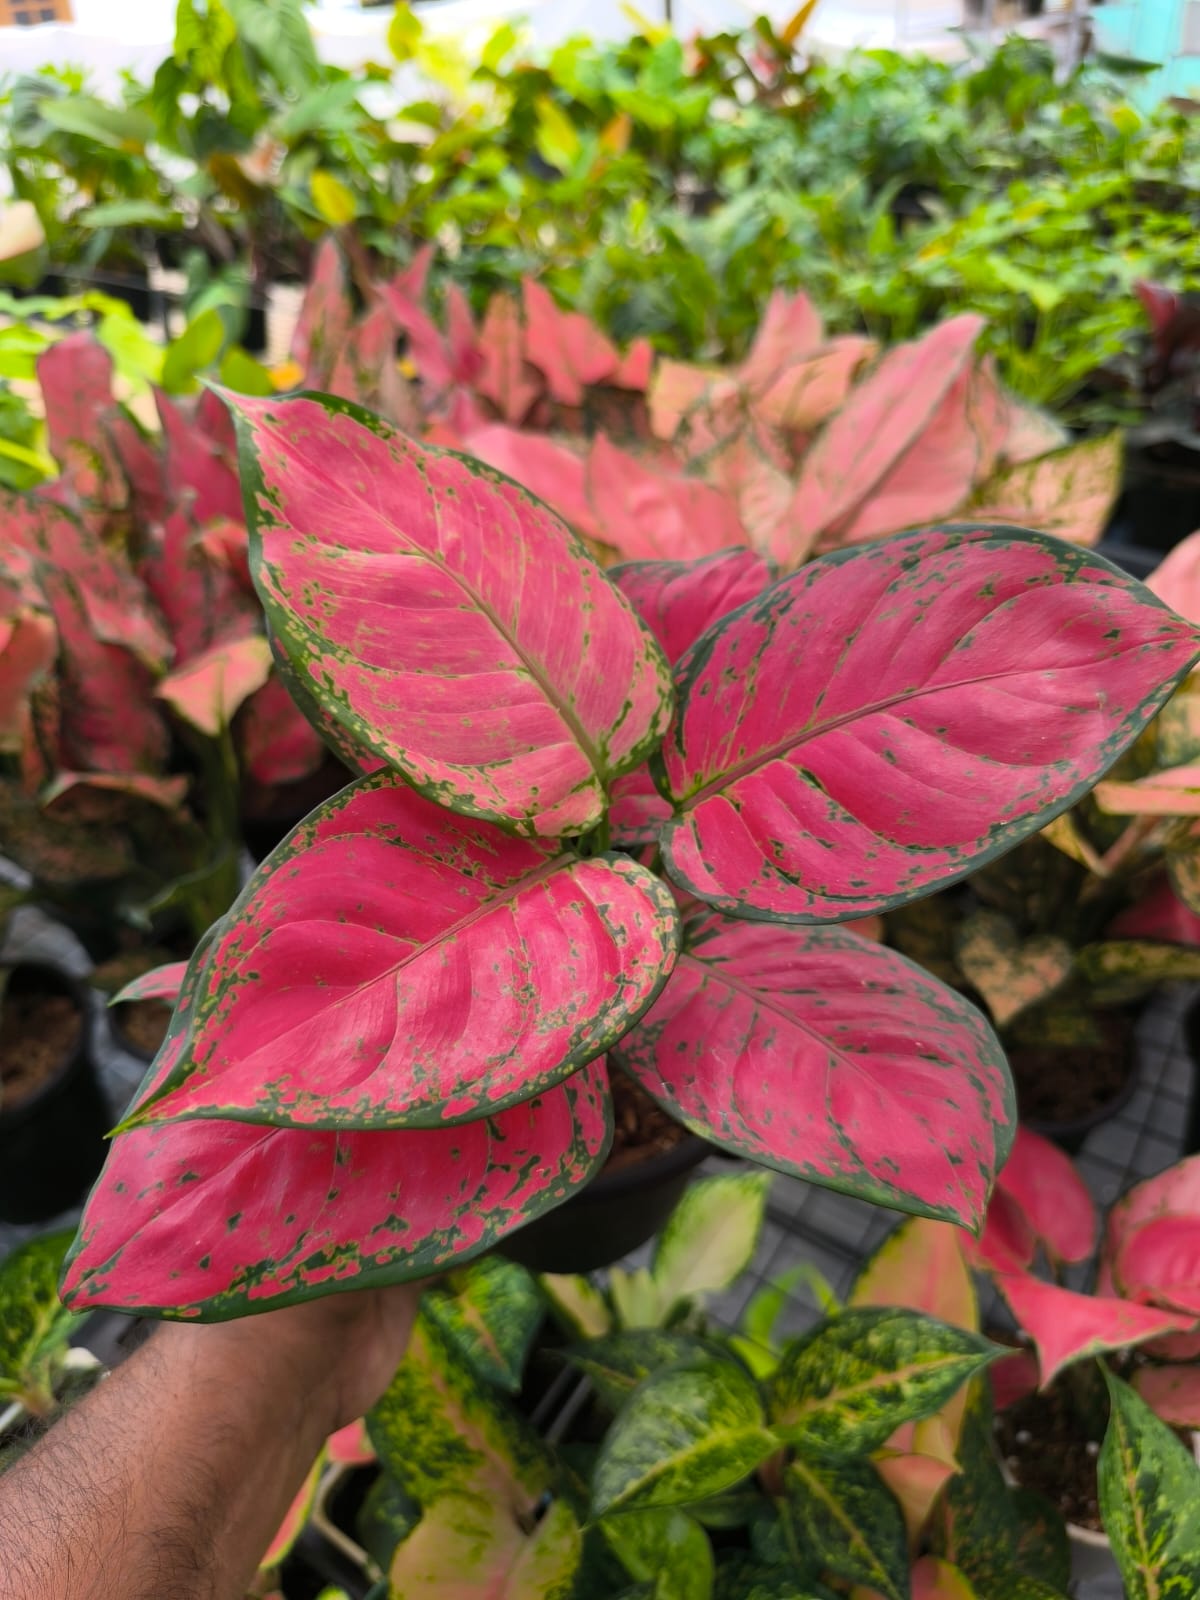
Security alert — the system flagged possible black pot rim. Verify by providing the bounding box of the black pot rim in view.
[585,1131,710,1199]
[0,962,90,1132]
[1022,1052,1140,1143]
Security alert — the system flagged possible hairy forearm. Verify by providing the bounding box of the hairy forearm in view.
[0,1320,333,1600]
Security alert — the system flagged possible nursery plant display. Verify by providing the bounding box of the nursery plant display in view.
[37,352,1199,1321]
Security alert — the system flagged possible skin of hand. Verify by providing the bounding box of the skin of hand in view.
[0,1282,420,1600]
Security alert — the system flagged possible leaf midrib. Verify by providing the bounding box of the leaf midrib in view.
[776,1352,977,1429]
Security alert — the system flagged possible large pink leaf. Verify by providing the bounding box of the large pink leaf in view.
[657,526,1200,922]
[156,635,273,737]
[1114,1215,1200,1315]
[229,391,673,837]
[1132,1365,1200,1428]
[990,1270,1194,1388]
[465,425,598,542]
[613,911,1012,1229]
[128,772,677,1130]
[476,294,542,425]
[1102,1156,1200,1290]
[586,435,745,561]
[609,550,774,664]
[1149,529,1200,625]
[787,316,985,553]
[157,392,244,528]
[991,1127,1096,1265]
[522,280,618,405]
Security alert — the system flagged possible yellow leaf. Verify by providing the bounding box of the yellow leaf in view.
[310,171,357,228]
[269,359,305,391]
[534,95,580,171]
[387,2,422,62]
[599,112,632,155]
[782,0,822,47]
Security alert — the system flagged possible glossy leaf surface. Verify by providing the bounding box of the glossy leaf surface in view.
[658,527,1200,922]
[989,1127,1096,1265]
[421,1255,543,1394]
[131,773,677,1130]
[228,391,673,836]
[1098,1370,1200,1599]
[613,913,1012,1229]
[591,1359,776,1514]
[767,1308,997,1457]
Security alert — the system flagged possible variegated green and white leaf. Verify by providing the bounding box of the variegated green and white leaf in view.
[1099,1368,1200,1599]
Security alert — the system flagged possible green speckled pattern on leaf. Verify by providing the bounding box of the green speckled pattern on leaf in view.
[568,1331,728,1414]
[600,1507,715,1600]
[766,1308,998,1457]
[591,1359,776,1515]
[421,1255,543,1395]
[1099,1369,1200,1599]
[388,1492,580,1599]
[785,1455,908,1600]
[0,1230,80,1406]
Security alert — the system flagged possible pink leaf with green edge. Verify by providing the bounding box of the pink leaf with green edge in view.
[1132,1365,1200,1428]
[991,1127,1096,1265]
[1114,1215,1200,1315]
[291,237,354,382]
[1102,1156,1200,1296]
[238,671,327,788]
[522,280,618,406]
[609,764,673,848]
[969,433,1120,549]
[1108,875,1200,945]
[476,294,542,424]
[465,425,598,542]
[1149,529,1200,624]
[612,911,1012,1230]
[1096,764,1200,816]
[229,391,673,837]
[787,316,985,553]
[261,1451,324,1569]
[752,338,878,436]
[60,943,613,1319]
[989,1271,1194,1388]
[586,435,745,562]
[327,1417,375,1466]
[609,550,774,665]
[127,771,678,1131]
[112,961,188,1005]
[156,392,244,528]
[156,635,273,738]
[141,506,259,666]
[657,525,1200,923]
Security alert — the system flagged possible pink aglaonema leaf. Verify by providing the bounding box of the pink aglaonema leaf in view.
[613,912,1012,1230]
[787,316,986,553]
[969,433,1120,549]
[291,236,354,383]
[611,337,654,393]
[586,435,746,562]
[260,1451,324,1569]
[156,392,244,528]
[1132,1365,1200,1428]
[465,425,598,543]
[989,1348,1039,1412]
[62,938,614,1319]
[475,294,542,425]
[608,764,673,848]
[522,280,618,405]
[128,772,677,1130]
[0,548,56,749]
[700,422,797,557]
[991,1126,1096,1265]
[156,635,273,738]
[112,961,188,1005]
[877,1452,959,1546]
[975,1189,1037,1275]
[327,302,419,435]
[609,550,774,665]
[37,334,125,511]
[1108,875,1200,945]
[751,339,878,436]
[1102,1155,1200,1291]
[1114,1215,1200,1316]
[851,1218,978,1330]
[1096,764,1200,816]
[1149,529,1200,625]
[989,1270,1195,1388]
[657,526,1200,923]
[237,670,327,788]
[229,391,673,837]
[327,1417,375,1466]
[140,506,259,666]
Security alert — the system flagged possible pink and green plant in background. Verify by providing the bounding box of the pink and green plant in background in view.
[49,364,1200,1320]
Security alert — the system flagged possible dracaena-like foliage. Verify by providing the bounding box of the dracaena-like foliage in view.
[61,385,1200,1321]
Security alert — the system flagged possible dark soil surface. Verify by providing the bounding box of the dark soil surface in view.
[603,1070,691,1173]
[997,1381,1105,1531]
[0,987,82,1111]
[112,999,172,1057]
[1010,1011,1134,1125]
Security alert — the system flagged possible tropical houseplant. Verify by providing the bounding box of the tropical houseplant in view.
[47,363,1200,1321]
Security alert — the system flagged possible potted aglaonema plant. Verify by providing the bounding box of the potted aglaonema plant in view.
[965,1131,1200,1587]
[54,388,1200,1320]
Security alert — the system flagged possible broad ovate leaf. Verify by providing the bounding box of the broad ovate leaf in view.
[129,773,677,1130]
[1103,1156,1200,1283]
[969,432,1120,548]
[1099,1369,1200,1600]
[953,910,1073,1029]
[766,1308,998,1458]
[657,526,1200,923]
[62,947,613,1318]
[388,1493,581,1600]
[988,1271,1194,1388]
[522,279,618,405]
[650,1171,772,1313]
[1114,1215,1200,1315]
[156,635,273,737]
[591,1359,776,1515]
[989,1126,1096,1266]
[1132,1366,1200,1428]
[851,1219,978,1332]
[786,1456,907,1600]
[610,551,774,665]
[228,391,673,837]
[613,913,1012,1230]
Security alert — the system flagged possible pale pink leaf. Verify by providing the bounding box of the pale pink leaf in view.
[156,635,274,737]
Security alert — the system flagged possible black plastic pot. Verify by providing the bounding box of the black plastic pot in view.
[1019,1007,1142,1157]
[1108,446,1200,557]
[0,964,109,1224]
[501,1135,711,1275]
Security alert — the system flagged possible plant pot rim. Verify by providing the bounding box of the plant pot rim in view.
[0,962,90,1132]
[587,1131,711,1198]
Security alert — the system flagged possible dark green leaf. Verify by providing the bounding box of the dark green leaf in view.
[1010,1487,1070,1591]
[568,1332,728,1413]
[600,1507,714,1600]
[422,1255,542,1394]
[1099,1368,1200,1599]
[785,1456,908,1600]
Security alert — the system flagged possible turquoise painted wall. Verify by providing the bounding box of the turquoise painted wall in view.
[1093,0,1200,105]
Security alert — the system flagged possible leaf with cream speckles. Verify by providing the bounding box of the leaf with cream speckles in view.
[1099,1369,1200,1599]
[124,771,677,1131]
[785,1456,907,1600]
[60,940,613,1320]
[226,390,673,837]
[612,911,1012,1230]
[658,526,1200,923]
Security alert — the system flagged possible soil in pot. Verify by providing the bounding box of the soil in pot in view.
[1008,1009,1136,1148]
[109,999,172,1062]
[997,1378,1105,1531]
[606,1070,692,1172]
[0,980,82,1111]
